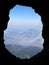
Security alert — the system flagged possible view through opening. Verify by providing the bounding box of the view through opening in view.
[4,5,44,59]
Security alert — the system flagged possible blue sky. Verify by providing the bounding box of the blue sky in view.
[8,5,42,29]
[10,5,40,20]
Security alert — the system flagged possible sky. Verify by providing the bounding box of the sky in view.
[4,5,44,48]
[9,5,42,29]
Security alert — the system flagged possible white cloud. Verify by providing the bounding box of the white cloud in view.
[4,29,43,48]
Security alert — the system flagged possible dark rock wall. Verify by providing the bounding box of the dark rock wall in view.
[0,0,49,64]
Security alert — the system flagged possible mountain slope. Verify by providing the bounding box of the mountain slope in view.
[5,44,42,59]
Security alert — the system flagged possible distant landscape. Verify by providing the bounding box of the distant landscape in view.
[4,28,43,59]
[4,28,43,47]
[5,44,42,59]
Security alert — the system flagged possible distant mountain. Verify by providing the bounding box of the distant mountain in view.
[4,28,43,46]
[5,44,42,59]
[18,28,40,39]
[4,28,40,38]
[4,28,43,59]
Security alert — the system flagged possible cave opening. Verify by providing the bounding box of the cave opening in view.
[4,5,44,59]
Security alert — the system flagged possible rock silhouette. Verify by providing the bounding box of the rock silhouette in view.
[0,0,49,64]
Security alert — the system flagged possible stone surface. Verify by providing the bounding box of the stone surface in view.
[0,0,49,64]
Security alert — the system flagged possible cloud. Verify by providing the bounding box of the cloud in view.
[4,28,43,48]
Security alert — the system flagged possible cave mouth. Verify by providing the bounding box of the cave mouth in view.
[4,5,44,59]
